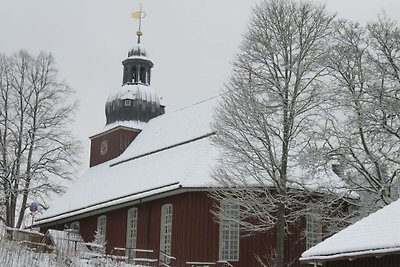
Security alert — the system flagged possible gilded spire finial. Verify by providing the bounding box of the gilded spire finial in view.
[131,3,146,44]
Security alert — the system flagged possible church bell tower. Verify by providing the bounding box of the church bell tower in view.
[89,9,165,167]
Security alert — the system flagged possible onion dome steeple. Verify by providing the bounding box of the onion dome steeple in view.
[105,8,164,126]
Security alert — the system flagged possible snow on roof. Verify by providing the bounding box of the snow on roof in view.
[127,55,152,61]
[291,164,356,197]
[107,83,160,104]
[101,120,146,133]
[127,43,149,58]
[300,198,400,262]
[37,136,218,224]
[36,97,219,224]
[117,96,217,162]
[37,95,351,225]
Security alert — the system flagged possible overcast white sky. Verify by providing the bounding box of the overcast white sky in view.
[1,0,399,171]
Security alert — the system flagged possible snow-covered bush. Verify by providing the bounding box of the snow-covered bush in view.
[0,235,142,267]
[90,230,107,255]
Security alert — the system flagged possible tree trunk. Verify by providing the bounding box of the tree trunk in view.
[275,202,286,267]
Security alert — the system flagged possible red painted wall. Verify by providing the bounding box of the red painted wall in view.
[72,191,307,267]
[89,128,139,167]
[80,216,97,243]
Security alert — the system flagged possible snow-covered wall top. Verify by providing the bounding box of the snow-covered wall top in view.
[301,198,400,261]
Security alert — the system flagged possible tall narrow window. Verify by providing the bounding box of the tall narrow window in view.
[126,208,138,262]
[96,215,107,243]
[219,201,240,261]
[306,206,322,249]
[159,204,173,264]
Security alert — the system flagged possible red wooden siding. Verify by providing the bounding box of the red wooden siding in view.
[137,201,161,252]
[80,216,97,244]
[106,208,128,252]
[169,192,220,263]
[286,219,307,264]
[49,191,309,267]
[89,128,139,167]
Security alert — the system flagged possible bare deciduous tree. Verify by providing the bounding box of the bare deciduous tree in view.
[325,15,400,213]
[0,50,80,228]
[210,1,349,266]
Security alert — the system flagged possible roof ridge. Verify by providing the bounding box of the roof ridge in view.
[110,132,216,167]
[170,94,220,113]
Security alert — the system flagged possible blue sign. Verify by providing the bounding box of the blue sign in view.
[29,202,38,213]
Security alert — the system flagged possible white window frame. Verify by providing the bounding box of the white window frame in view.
[305,206,322,249]
[159,204,173,263]
[97,215,107,243]
[124,99,132,106]
[126,207,138,261]
[219,200,240,261]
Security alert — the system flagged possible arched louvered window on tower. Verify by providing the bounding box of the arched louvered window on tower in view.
[131,66,137,83]
[140,66,146,84]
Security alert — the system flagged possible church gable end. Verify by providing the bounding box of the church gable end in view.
[89,127,140,167]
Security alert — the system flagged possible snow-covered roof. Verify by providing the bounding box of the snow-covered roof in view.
[127,43,149,59]
[36,95,352,226]
[117,97,217,162]
[300,198,400,262]
[100,121,146,134]
[106,83,161,104]
[126,55,152,61]
[36,97,219,225]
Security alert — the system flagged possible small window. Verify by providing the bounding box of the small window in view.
[306,206,322,249]
[126,208,138,262]
[160,204,173,264]
[124,99,132,106]
[219,200,240,261]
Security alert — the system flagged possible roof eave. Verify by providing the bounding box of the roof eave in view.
[300,246,400,263]
[89,125,141,140]
[34,185,212,228]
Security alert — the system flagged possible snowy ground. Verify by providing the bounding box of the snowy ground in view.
[0,237,143,267]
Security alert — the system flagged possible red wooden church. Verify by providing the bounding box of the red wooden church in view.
[34,30,344,267]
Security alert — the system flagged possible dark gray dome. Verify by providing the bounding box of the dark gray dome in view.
[105,43,165,126]
[105,84,164,125]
